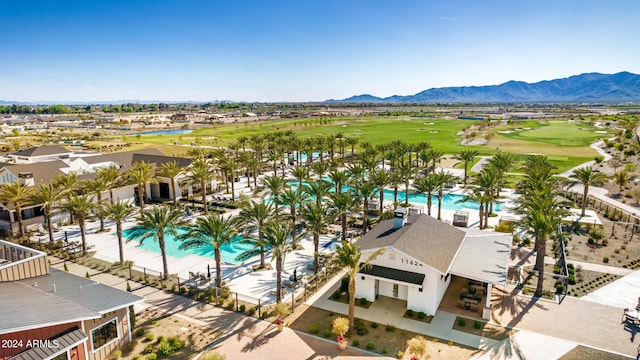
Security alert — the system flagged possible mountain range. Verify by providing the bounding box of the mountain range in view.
[330,72,640,103]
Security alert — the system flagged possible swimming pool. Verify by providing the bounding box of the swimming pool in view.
[122,228,252,264]
[286,181,502,212]
[128,129,193,136]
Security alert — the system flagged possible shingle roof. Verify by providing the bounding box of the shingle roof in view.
[1,160,69,187]
[0,268,143,334]
[9,145,71,157]
[10,328,87,360]
[82,149,191,170]
[356,214,466,274]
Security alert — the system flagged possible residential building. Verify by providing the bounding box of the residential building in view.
[0,240,143,360]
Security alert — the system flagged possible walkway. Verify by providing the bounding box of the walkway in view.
[48,257,377,359]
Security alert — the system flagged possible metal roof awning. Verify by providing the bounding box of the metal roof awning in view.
[11,328,87,360]
[359,264,425,285]
[449,231,512,285]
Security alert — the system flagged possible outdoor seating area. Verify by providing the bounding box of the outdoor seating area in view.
[457,280,486,313]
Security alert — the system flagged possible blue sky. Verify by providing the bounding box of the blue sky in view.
[1,0,639,102]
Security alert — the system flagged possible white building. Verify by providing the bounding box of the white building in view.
[355,208,511,318]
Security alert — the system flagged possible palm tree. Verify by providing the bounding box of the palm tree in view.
[433,170,457,220]
[328,169,350,193]
[279,187,306,240]
[225,158,240,201]
[245,156,263,189]
[311,161,331,179]
[159,160,185,206]
[517,155,566,297]
[346,163,366,183]
[96,166,121,205]
[459,186,488,229]
[353,181,377,234]
[61,194,95,254]
[614,170,630,195]
[398,162,416,205]
[128,161,158,215]
[301,202,331,273]
[261,175,287,213]
[345,137,359,163]
[303,179,333,206]
[0,180,34,239]
[179,214,239,288]
[189,158,214,214]
[236,200,277,269]
[55,172,80,223]
[426,148,444,174]
[475,168,499,228]
[570,167,608,216]
[29,184,63,248]
[455,149,479,185]
[487,150,515,200]
[291,166,310,187]
[326,242,384,329]
[263,221,302,303]
[128,206,185,280]
[84,177,109,232]
[413,175,438,216]
[371,169,391,213]
[329,191,358,242]
[105,200,136,264]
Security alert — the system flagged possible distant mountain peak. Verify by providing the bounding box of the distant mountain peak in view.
[329,72,640,103]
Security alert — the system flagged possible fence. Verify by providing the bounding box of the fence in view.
[564,190,640,225]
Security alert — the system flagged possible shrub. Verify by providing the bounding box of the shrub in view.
[179,287,186,294]
[366,341,375,351]
[132,355,141,360]
[458,318,466,327]
[323,329,331,338]
[371,322,378,329]
[156,335,164,343]
[397,351,405,359]
[200,351,226,360]
[126,282,132,292]
[112,349,122,359]
[157,337,184,356]
[359,297,368,306]
[129,339,138,350]
[187,288,196,297]
[248,307,256,316]
[603,257,609,263]
[146,333,154,342]
[135,328,145,337]
[145,354,157,360]
[352,338,360,347]
[143,344,154,354]
[227,299,235,309]
[474,321,482,329]
[332,317,349,337]
[239,304,246,312]
[568,275,576,285]
[385,324,395,332]
[150,320,157,326]
[356,326,369,335]
[86,271,91,279]
[407,309,414,317]
[382,347,388,354]
[309,324,319,334]
[332,292,341,300]
[417,312,426,320]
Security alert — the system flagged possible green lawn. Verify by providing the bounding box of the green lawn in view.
[119,117,602,174]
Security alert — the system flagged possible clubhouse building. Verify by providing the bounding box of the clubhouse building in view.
[355,208,511,318]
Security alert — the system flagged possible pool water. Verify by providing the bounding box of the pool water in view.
[128,129,193,136]
[285,181,501,212]
[123,228,252,264]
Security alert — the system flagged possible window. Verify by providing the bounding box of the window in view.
[52,352,69,360]
[91,319,118,351]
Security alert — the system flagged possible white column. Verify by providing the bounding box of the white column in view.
[482,283,493,320]
[126,306,132,343]
[485,283,492,308]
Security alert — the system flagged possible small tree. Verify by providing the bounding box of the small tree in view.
[272,302,290,323]
[332,316,349,343]
[406,335,429,359]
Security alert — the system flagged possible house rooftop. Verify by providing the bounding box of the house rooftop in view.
[8,145,71,157]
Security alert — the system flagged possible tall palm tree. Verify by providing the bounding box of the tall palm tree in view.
[189,157,214,214]
[84,177,109,232]
[346,163,366,183]
[279,187,306,240]
[96,166,121,205]
[328,169,350,193]
[291,166,310,187]
[398,162,416,205]
[345,137,359,163]
[261,175,287,213]
[475,168,499,228]
[517,155,566,297]
[329,191,358,242]
[433,170,457,220]
[371,169,391,213]
[455,149,479,185]
[0,180,34,239]
[426,148,444,174]
[29,184,63,248]
[301,202,331,274]
[245,156,263,189]
[263,221,302,303]
[570,167,608,217]
[105,200,136,264]
[60,194,95,254]
[225,158,240,201]
[311,161,331,179]
[303,179,333,206]
[353,181,377,234]
[55,172,80,223]
[236,200,277,269]
[128,161,158,215]
[128,206,185,280]
[326,242,384,329]
[413,175,438,216]
[487,150,515,200]
[179,214,239,288]
[459,186,488,229]
[159,160,185,206]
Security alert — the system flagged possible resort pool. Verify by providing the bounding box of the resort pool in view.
[122,228,252,264]
[128,129,193,136]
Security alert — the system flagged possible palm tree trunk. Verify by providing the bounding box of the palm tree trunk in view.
[437,191,443,220]
[362,200,368,234]
[159,234,169,280]
[231,174,236,201]
[201,180,208,214]
[171,177,178,207]
[341,213,348,242]
[478,200,484,229]
[46,209,54,250]
[393,186,398,205]
[246,170,251,188]
[109,189,114,206]
[348,276,356,329]
[16,205,24,239]
[98,193,105,232]
[427,192,432,216]
[117,222,124,264]
[379,188,384,213]
[581,189,589,217]
[290,206,296,240]
[137,185,145,215]
[463,161,468,185]
[259,229,265,268]
[404,181,410,205]
[79,217,87,254]
[535,236,546,297]
[215,247,222,288]
[253,171,258,189]
[484,201,490,229]
[313,232,320,274]
[276,254,283,303]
